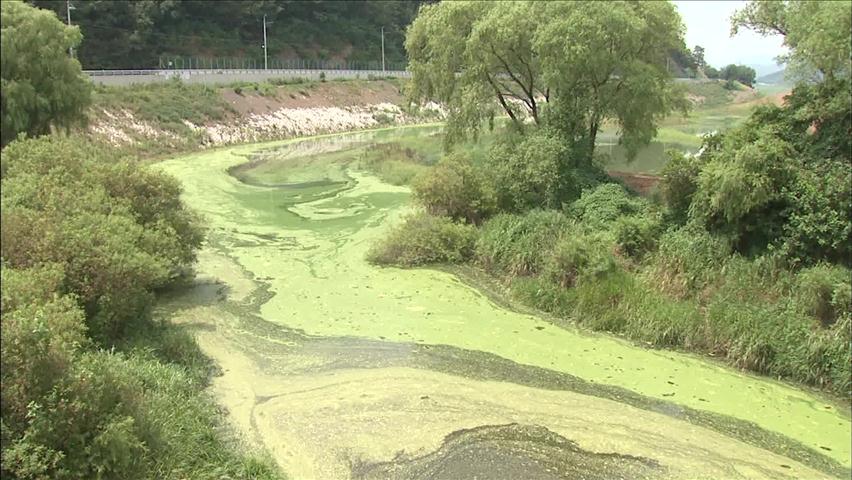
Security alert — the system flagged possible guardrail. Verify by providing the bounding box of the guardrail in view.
[83,68,411,86]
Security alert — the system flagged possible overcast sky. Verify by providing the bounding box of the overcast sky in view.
[673,1,788,73]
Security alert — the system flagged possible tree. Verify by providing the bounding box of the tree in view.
[676,0,852,265]
[405,1,688,160]
[732,1,851,81]
[720,64,756,87]
[692,45,706,70]
[704,65,721,79]
[1,1,91,146]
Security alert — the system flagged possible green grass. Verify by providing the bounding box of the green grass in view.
[93,79,233,128]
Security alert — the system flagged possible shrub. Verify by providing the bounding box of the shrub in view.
[659,149,702,224]
[485,129,580,212]
[366,212,478,267]
[412,152,496,224]
[781,158,852,266]
[568,183,647,231]
[570,269,633,332]
[650,226,731,298]
[511,276,573,316]
[1,136,203,342]
[476,210,574,276]
[319,72,326,82]
[796,264,852,326]
[542,234,617,288]
[1,350,280,480]
[1,294,87,433]
[612,214,662,258]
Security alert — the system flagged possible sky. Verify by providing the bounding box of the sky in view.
[672,1,788,75]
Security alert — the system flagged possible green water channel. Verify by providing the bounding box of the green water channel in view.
[157,125,850,479]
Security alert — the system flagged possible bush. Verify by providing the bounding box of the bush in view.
[613,214,662,258]
[650,226,731,298]
[542,234,617,288]
[366,212,478,267]
[568,183,647,231]
[796,264,852,326]
[659,149,702,224]
[412,152,496,224]
[1,349,279,480]
[476,210,574,276]
[1,136,203,342]
[781,158,852,266]
[485,129,580,212]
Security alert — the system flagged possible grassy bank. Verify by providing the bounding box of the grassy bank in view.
[370,193,850,398]
[364,81,850,398]
[87,76,413,159]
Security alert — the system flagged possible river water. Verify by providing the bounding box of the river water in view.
[156,126,850,480]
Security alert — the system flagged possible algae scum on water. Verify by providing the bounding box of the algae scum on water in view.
[156,126,851,480]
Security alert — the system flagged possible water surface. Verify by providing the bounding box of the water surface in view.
[157,126,849,479]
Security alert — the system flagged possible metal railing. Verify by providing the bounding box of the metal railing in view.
[157,56,407,72]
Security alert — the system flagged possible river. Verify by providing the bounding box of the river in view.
[156,125,850,480]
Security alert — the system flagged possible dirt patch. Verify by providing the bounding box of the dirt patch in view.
[221,80,405,116]
[610,171,661,196]
[732,88,760,103]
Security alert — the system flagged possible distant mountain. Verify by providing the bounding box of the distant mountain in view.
[757,69,791,85]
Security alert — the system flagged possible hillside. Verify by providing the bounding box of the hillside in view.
[28,0,702,73]
[28,0,422,69]
[757,68,791,85]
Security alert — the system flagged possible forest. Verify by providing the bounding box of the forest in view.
[28,0,422,69]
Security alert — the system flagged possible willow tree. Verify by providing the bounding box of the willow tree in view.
[732,1,851,82]
[0,1,91,147]
[405,1,688,159]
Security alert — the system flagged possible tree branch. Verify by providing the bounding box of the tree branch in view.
[485,72,520,126]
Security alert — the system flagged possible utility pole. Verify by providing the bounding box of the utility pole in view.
[381,26,385,72]
[263,14,268,70]
[66,0,75,57]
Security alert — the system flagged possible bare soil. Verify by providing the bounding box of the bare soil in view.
[221,80,405,116]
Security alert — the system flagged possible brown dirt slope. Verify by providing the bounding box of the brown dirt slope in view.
[221,80,405,116]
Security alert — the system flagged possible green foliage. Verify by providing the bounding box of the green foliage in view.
[1,348,280,480]
[613,214,662,259]
[412,152,496,224]
[476,211,574,276]
[1,135,203,342]
[568,183,648,231]
[406,1,688,159]
[659,149,703,224]
[366,212,478,267]
[796,264,852,326]
[650,226,731,298]
[720,64,757,87]
[542,235,617,289]
[732,1,851,81]
[1,1,91,146]
[684,82,851,264]
[94,79,232,130]
[485,129,591,212]
[30,0,421,69]
[704,65,721,79]
[357,142,432,186]
[0,134,280,478]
